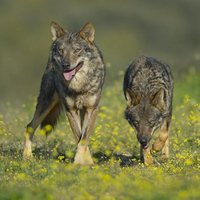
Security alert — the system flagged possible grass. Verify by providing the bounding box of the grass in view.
[0,71,199,200]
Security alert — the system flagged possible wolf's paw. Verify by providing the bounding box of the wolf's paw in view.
[74,145,94,166]
[142,149,154,165]
[144,154,154,165]
[161,154,169,162]
[23,147,33,160]
[152,143,162,152]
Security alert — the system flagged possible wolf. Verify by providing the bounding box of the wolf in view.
[23,22,105,165]
[123,56,173,165]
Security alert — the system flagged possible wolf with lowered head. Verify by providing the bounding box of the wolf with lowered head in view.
[124,56,173,165]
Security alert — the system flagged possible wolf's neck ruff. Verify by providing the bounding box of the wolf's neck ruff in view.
[63,61,84,81]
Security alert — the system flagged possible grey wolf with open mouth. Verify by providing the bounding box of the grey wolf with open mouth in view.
[23,22,105,165]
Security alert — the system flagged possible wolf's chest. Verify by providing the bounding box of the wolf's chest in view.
[67,66,102,94]
[65,95,84,109]
[65,94,98,109]
[67,69,90,92]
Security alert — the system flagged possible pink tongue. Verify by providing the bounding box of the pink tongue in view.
[63,69,76,81]
[143,145,148,150]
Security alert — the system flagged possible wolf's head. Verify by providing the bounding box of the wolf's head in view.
[125,89,166,149]
[50,22,96,81]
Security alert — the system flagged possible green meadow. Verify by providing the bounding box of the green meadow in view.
[0,71,199,200]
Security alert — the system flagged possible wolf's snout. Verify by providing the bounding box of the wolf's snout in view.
[139,137,148,149]
[62,60,70,68]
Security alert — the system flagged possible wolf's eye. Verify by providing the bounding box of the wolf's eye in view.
[148,120,158,127]
[133,120,139,127]
[57,48,64,55]
[74,48,82,54]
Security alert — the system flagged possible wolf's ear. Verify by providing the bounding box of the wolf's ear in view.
[125,90,141,107]
[51,21,65,41]
[150,89,165,111]
[79,22,95,43]
[125,91,132,107]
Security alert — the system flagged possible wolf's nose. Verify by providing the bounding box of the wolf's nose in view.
[140,138,148,147]
[62,60,70,68]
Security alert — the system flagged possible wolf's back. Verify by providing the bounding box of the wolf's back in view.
[124,56,173,110]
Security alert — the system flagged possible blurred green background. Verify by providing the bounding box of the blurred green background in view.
[0,0,200,102]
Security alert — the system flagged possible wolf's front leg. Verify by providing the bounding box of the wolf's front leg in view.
[161,138,169,161]
[74,107,98,165]
[140,145,153,165]
[74,142,94,165]
[66,109,93,165]
[152,131,168,152]
[66,110,82,142]
[152,120,169,161]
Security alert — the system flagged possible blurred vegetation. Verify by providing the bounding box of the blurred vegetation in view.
[0,0,200,102]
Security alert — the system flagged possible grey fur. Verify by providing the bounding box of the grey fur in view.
[23,22,105,165]
[124,56,173,164]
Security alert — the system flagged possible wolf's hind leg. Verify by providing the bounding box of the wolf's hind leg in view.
[23,96,58,159]
[23,126,34,160]
[41,103,62,137]
[74,107,98,165]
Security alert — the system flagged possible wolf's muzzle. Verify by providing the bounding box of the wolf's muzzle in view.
[138,136,149,149]
[62,60,70,69]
